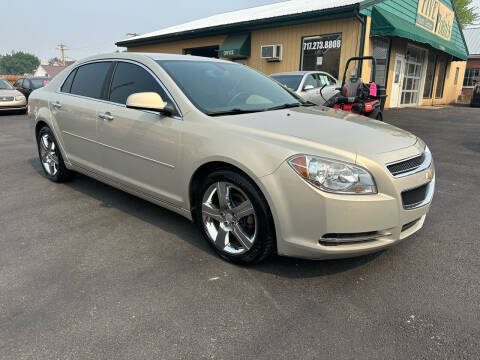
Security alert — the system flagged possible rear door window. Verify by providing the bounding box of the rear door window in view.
[109,62,169,105]
[70,62,112,99]
[61,69,77,93]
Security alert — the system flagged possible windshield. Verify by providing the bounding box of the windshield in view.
[31,78,50,89]
[157,60,304,115]
[270,75,303,91]
[0,79,14,90]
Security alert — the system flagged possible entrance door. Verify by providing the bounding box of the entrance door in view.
[390,54,405,108]
[400,46,426,106]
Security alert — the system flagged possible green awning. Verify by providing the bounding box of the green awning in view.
[370,7,468,61]
[219,33,251,58]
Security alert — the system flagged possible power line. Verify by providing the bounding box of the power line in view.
[56,43,69,66]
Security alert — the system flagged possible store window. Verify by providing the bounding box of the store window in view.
[463,69,480,87]
[435,56,448,99]
[300,33,342,79]
[454,67,459,85]
[423,53,436,99]
[372,37,390,86]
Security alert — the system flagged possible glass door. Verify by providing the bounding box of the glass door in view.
[401,46,426,106]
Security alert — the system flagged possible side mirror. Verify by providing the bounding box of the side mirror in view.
[126,92,171,114]
[303,84,315,91]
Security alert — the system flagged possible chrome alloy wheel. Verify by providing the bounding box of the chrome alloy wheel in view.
[39,134,59,176]
[201,182,257,255]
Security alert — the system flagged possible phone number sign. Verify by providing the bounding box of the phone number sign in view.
[303,34,342,52]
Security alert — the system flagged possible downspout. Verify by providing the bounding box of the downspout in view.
[355,6,366,77]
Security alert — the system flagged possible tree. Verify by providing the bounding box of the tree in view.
[48,57,62,66]
[454,0,479,28]
[0,51,40,75]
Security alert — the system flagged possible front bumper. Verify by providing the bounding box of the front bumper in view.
[258,149,435,260]
[0,98,27,111]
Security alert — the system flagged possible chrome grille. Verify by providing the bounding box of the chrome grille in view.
[0,96,14,102]
[387,153,425,176]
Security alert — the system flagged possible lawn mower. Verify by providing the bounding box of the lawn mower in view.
[321,56,386,121]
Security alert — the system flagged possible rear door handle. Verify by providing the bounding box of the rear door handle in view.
[52,101,62,109]
[98,112,114,121]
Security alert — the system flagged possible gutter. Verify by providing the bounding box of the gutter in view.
[355,5,366,76]
[116,4,359,47]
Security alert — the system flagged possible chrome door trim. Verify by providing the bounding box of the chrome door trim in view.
[63,130,175,169]
[55,58,183,120]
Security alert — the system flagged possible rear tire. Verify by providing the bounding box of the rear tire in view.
[195,169,275,265]
[36,126,74,182]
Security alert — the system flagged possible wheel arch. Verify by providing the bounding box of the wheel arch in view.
[35,119,49,137]
[188,161,277,235]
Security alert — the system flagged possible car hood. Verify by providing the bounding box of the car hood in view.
[0,89,22,97]
[219,106,417,157]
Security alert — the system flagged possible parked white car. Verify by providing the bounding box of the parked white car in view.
[271,71,339,105]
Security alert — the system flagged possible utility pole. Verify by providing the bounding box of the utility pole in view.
[56,43,68,66]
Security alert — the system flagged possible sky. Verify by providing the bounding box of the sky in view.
[1,0,280,62]
[2,0,480,63]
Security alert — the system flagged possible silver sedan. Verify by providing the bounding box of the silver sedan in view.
[271,71,339,105]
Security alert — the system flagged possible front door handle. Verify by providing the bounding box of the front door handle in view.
[52,101,62,109]
[98,112,114,121]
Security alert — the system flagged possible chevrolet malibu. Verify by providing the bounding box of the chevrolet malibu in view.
[28,53,435,264]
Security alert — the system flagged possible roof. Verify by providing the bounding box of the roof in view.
[117,0,361,46]
[72,52,231,66]
[463,28,480,57]
[39,65,66,78]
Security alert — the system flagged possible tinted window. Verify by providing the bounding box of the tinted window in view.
[14,79,23,88]
[23,79,31,89]
[61,69,76,93]
[70,62,111,99]
[31,79,49,89]
[109,62,168,105]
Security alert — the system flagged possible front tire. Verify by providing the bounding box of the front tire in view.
[195,170,275,265]
[36,126,74,182]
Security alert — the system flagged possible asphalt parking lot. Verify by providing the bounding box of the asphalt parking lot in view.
[1,107,479,359]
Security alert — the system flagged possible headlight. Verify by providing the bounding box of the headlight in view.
[15,95,25,101]
[288,155,377,194]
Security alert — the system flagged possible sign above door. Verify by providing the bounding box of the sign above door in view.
[416,0,454,41]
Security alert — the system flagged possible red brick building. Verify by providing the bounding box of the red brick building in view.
[461,28,480,103]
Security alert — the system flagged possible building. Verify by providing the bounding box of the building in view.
[116,0,468,109]
[33,64,67,78]
[461,27,480,103]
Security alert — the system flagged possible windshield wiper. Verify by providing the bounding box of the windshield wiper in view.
[266,103,301,111]
[265,102,316,111]
[207,108,266,116]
